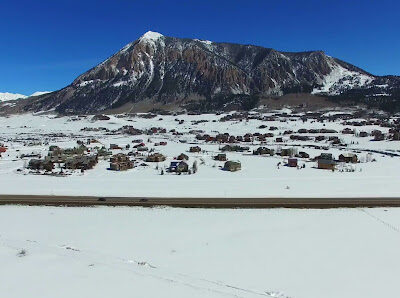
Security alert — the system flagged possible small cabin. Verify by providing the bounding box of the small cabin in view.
[110,144,122,150]
[214,153,227,161]
[146,153,166,162]
[297,151,309,158]
[223,161,241,172]
[168,161,189,173]
[317,153,336,170]
[288,158,298,168]
[189,146,201,153]
[177,153,189,160]
[338,153,358,163]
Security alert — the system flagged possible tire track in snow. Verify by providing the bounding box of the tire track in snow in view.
[359,209,400,233]
[0,235,291,298]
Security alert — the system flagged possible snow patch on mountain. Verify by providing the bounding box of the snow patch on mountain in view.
[0,91,53,103]
[30,91,51,97]
[0,92,27,102]
[312,60,374,95]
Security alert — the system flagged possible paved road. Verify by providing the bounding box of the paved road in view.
[1,195,400,208]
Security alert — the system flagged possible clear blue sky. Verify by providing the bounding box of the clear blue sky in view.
[1,0,399,95]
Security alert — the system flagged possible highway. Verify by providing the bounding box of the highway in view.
[1,195,400,208]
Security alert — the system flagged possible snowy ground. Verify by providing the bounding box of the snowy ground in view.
[0,111,399,197]
[0,205,399,298]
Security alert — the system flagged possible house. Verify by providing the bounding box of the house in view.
[189,146,201,153]
[287,158,298,167]
[110,144,122,150]
[297,151,310,158]
[48,145,60,152]
[214,153,227,161]
[338,153,358,163]
[342,128,354,134]
[391,131,400,141]
[133,143,146,148]
[155,141,167,146]
[168,161,189,174]
[146,153,166,162]
[20,153,42,159]
[110,161,133,171]
[92,114,110,121]
[223,161,241,172]
[221,145,249,152]
[290,135,311,141]
[372,130,385,141]
[109,153,133,171]
[253,147,274,155]
[317,153,336,170]
[359,131,368,137]
[281,148,296,157]
[177,153,189,160]
[0,147,7,153]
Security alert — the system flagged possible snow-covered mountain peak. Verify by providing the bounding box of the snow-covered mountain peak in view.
[7,32,399,114]
[139,31,164,43]
[0,92,27,102]
[0,91,52,103]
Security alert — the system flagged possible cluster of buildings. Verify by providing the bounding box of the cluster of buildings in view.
[28,145,99,173]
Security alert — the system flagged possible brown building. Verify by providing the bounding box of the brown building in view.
[214,154,227,161]
[167,161,189,174]
[338,153,358,163]
[146,153,166,162]
[288,158,298,167]
[253,147,274,155]
[223,161,241,172]
[109,153,133,171]
[177,153,189,160]
[189,146,202,153]
[317,153,336,170]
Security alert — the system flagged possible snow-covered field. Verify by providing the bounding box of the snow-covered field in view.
[0,205,399,298]
[0,110,399,197]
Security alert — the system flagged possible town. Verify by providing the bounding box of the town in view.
[0,107,399,197]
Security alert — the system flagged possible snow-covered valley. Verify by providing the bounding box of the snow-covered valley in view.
[0,109,400,198]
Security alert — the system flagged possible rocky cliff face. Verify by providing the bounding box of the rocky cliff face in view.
[9,31,400,114]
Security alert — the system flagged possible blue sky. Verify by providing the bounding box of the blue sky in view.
[1,0,399,95]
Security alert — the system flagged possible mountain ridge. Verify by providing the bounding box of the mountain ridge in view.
[3,31,400,114]
[0,91,51,102]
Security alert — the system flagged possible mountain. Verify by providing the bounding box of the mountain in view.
[4,31,400,114]
[0,91,52,103]
[0,92,27,102]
